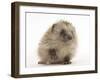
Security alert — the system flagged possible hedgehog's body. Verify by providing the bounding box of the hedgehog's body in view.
[38,20,77,64]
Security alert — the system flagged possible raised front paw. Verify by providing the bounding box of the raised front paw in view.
[63,56,72,64]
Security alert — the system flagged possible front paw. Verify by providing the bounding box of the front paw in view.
[38,61,46,64]
[63,61,72,64]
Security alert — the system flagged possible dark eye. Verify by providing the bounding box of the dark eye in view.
[60,29,66,36]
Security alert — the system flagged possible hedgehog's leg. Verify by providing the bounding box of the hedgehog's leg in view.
[38,61,46,64]
[48,48,57,59]
[63,56,71,64]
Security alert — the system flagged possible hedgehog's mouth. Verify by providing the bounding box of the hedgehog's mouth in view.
[61,35,72,42]
[65,35,72,41]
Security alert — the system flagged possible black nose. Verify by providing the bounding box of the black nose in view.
[67,36,72,40]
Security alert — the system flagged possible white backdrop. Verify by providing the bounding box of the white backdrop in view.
[26,12,92,67]
[0,0,100,80]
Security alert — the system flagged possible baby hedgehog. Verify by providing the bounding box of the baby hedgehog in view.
[38,20,77,64]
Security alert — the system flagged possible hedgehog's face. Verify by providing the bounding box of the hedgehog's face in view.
[59,29,72,42]
[51,21,75,42]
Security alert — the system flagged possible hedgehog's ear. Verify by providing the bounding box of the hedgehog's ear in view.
[51,24,56,32]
